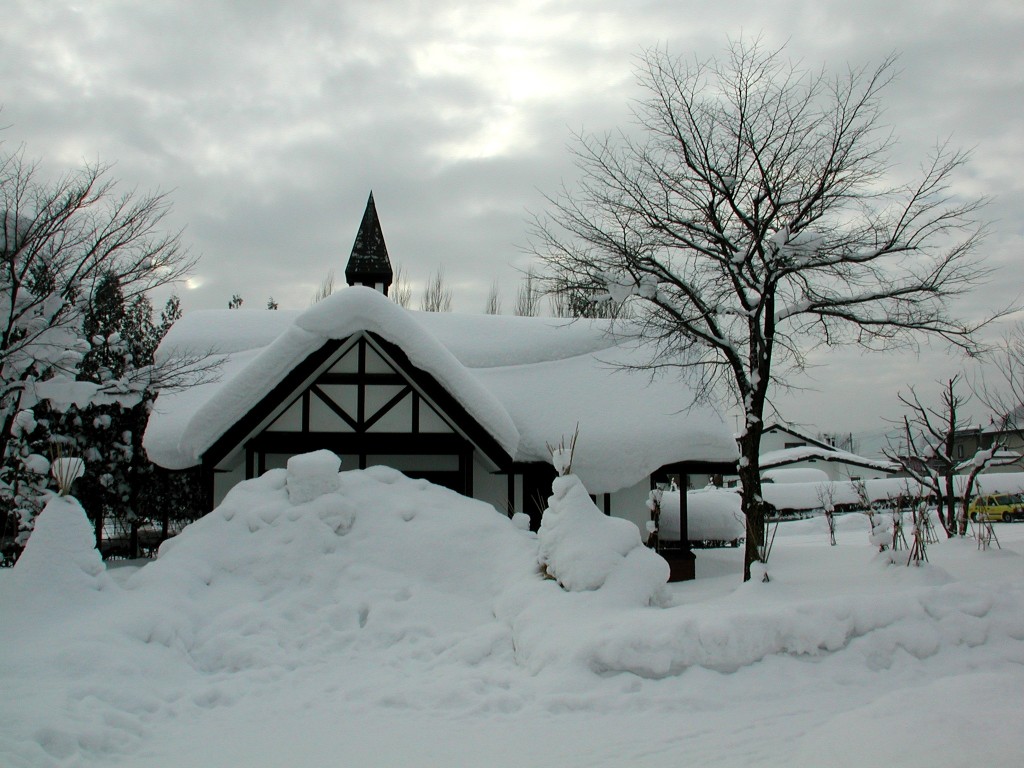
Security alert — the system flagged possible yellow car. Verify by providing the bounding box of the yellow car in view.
[969,494,1024,523]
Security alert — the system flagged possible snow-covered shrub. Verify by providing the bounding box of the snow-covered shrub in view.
[538,473,668,605]
[4,495,107,611]
[547,427,579,477]
[867,508,891,551]
[286,450,342,505]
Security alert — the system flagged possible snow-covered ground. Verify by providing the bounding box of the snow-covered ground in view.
[2,467,1023,767]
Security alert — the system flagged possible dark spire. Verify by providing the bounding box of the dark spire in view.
[344,192,393,295]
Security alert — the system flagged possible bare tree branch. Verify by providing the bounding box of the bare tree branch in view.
[531,40,1003,580]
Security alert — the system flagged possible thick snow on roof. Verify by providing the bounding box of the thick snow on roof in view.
[762,467,830,484]
[147,289,519,470]
[760,445,897,473]
[145,287,736,491]
[474,343,732,491]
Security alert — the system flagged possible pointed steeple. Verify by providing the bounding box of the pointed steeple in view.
[344,192,393,295]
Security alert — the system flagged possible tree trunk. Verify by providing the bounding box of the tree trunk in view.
[738,429,765,582]
[943,474,957,537]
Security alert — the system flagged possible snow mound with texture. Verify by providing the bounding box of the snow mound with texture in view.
[2,464,1024,767]
[286,448,341,504]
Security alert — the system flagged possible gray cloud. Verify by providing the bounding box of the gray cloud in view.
[2,0,1022,437]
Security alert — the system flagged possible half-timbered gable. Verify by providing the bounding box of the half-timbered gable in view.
[202,330,513,508]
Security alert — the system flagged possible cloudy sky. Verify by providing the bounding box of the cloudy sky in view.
[2,0,1022,444]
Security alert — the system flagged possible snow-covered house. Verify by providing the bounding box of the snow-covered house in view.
[757,423,897,482]
[144,196,738,547]
[953,415,1024,474]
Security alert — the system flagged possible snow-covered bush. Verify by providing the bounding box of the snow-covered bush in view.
[4,495,107,612]
[538,473,668,605]
[286,450,342,504]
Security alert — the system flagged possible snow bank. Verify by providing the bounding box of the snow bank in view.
[761,477,927,513]
[660,487,745,541]
[538,474,668,604]
[4,462,1024,767]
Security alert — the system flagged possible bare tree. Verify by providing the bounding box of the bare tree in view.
[514,268,541,317]
[548,283,629,319]
[885,377,971,536]
[484,280,502,315]
[420,267,453,312]
[311,270,334,304]
[532,41,999,580]
[391,263,413,308]
[975,323,1024,440]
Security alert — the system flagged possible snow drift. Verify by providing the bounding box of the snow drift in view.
[2,460,1023,767]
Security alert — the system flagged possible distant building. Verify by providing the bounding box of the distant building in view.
[952,412,1024,473]
[756,423,898,482]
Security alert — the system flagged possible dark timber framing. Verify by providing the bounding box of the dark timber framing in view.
[201,332,511,504]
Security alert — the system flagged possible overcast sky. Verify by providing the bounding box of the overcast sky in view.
[2,0,1022,446]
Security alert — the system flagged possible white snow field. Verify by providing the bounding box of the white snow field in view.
[2,466,1024,768]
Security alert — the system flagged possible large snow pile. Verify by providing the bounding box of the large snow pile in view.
[2,462,1024,767]
[537,474,669,604]
[660,487,745,541]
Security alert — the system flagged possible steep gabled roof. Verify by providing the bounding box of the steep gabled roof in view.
[147,287,517,469]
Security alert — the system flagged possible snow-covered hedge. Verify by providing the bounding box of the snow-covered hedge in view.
[758,473,1024,516]
[659,487,745,542]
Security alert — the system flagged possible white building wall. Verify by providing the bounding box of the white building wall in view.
[473,458,510,517]
[213,461,246,508]
[608,478,653,532]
